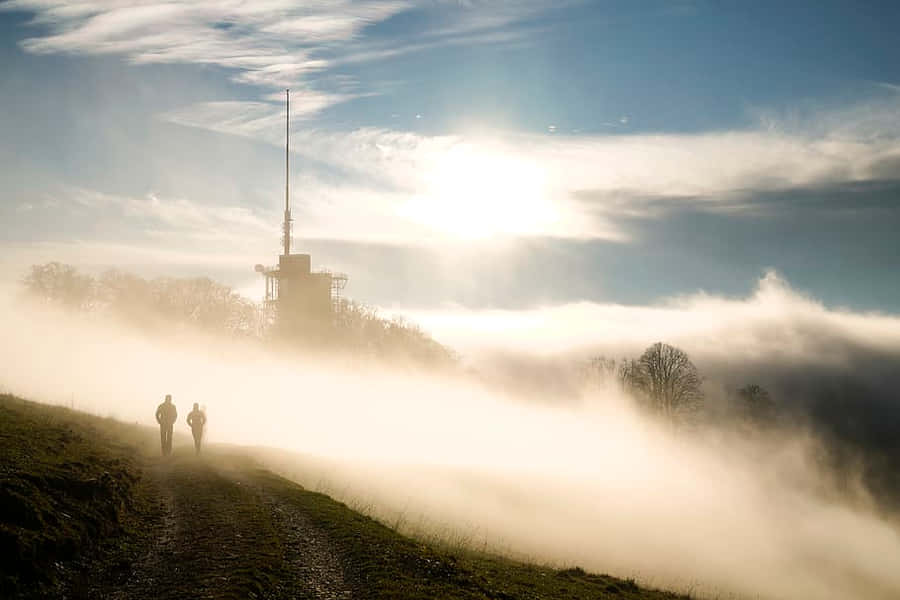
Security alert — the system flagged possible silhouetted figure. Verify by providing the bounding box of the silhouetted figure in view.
[186,403,206,455]
[155,394,178,456]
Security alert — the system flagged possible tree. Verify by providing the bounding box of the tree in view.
[334,300,455,367]
[586,356,617,388]
[23,262,94,309]
[632,342,703,423]
[21,263,260,336]
[736,384,776,426]
[587,356,643,392]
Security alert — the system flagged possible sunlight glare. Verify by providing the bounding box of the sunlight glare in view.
[401,145,557,239]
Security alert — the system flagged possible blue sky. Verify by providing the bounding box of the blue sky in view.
[2,0,900,312]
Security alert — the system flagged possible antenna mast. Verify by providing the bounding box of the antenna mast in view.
[283,88,291,256]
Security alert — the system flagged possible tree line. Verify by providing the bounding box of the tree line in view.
[589,342,776,429]
[21,263,775,405]
[21,262,455,368]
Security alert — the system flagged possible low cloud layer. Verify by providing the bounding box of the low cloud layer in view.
[405,271,900,503]
[404,271,900,360]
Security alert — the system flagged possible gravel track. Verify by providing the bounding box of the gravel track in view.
[96,453,356,600]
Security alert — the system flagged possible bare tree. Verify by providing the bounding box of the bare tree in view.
[335,300,455,367]
[22,263,260,336]
[586,356,617,387]
[618,358,643,393]
[632,342,703,423]
[737,384,776,426]
[23,262,94,309]
[587,356,643,393]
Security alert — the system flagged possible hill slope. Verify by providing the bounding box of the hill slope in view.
[0,395,689,600]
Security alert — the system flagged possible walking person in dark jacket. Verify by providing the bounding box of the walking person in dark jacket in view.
[186,403,206,455]
[155,394,178,456]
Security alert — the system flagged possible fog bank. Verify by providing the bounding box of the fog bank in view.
[3,282,900,599]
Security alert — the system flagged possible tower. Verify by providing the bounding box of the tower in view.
[255,89,347,337]
[283,88,291,257]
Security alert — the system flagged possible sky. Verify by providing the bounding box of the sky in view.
[3,7,900,596]
[2,0,900,313]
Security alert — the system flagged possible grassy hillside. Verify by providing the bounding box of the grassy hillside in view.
[0,394,690,600]
[0,395,163,597]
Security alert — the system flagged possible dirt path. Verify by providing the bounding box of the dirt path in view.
[250,478,354,600]
[104,465,179,600]
[98,451,356,600]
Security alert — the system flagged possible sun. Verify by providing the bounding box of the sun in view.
[400,145,558,240]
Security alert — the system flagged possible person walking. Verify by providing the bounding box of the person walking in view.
[155,394,178,456]
[186,403,207,455]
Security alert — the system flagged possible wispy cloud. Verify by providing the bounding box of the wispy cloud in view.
[0,186,285,290]
[160,96,900,242]
[7,2,900,247]
[333,26,537,66]
[2,0,571,118]
[12,95,900,251]
[58,187,276,247]
[4,1,408,75]
[332,0,572,65]
[1,0,412,120]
